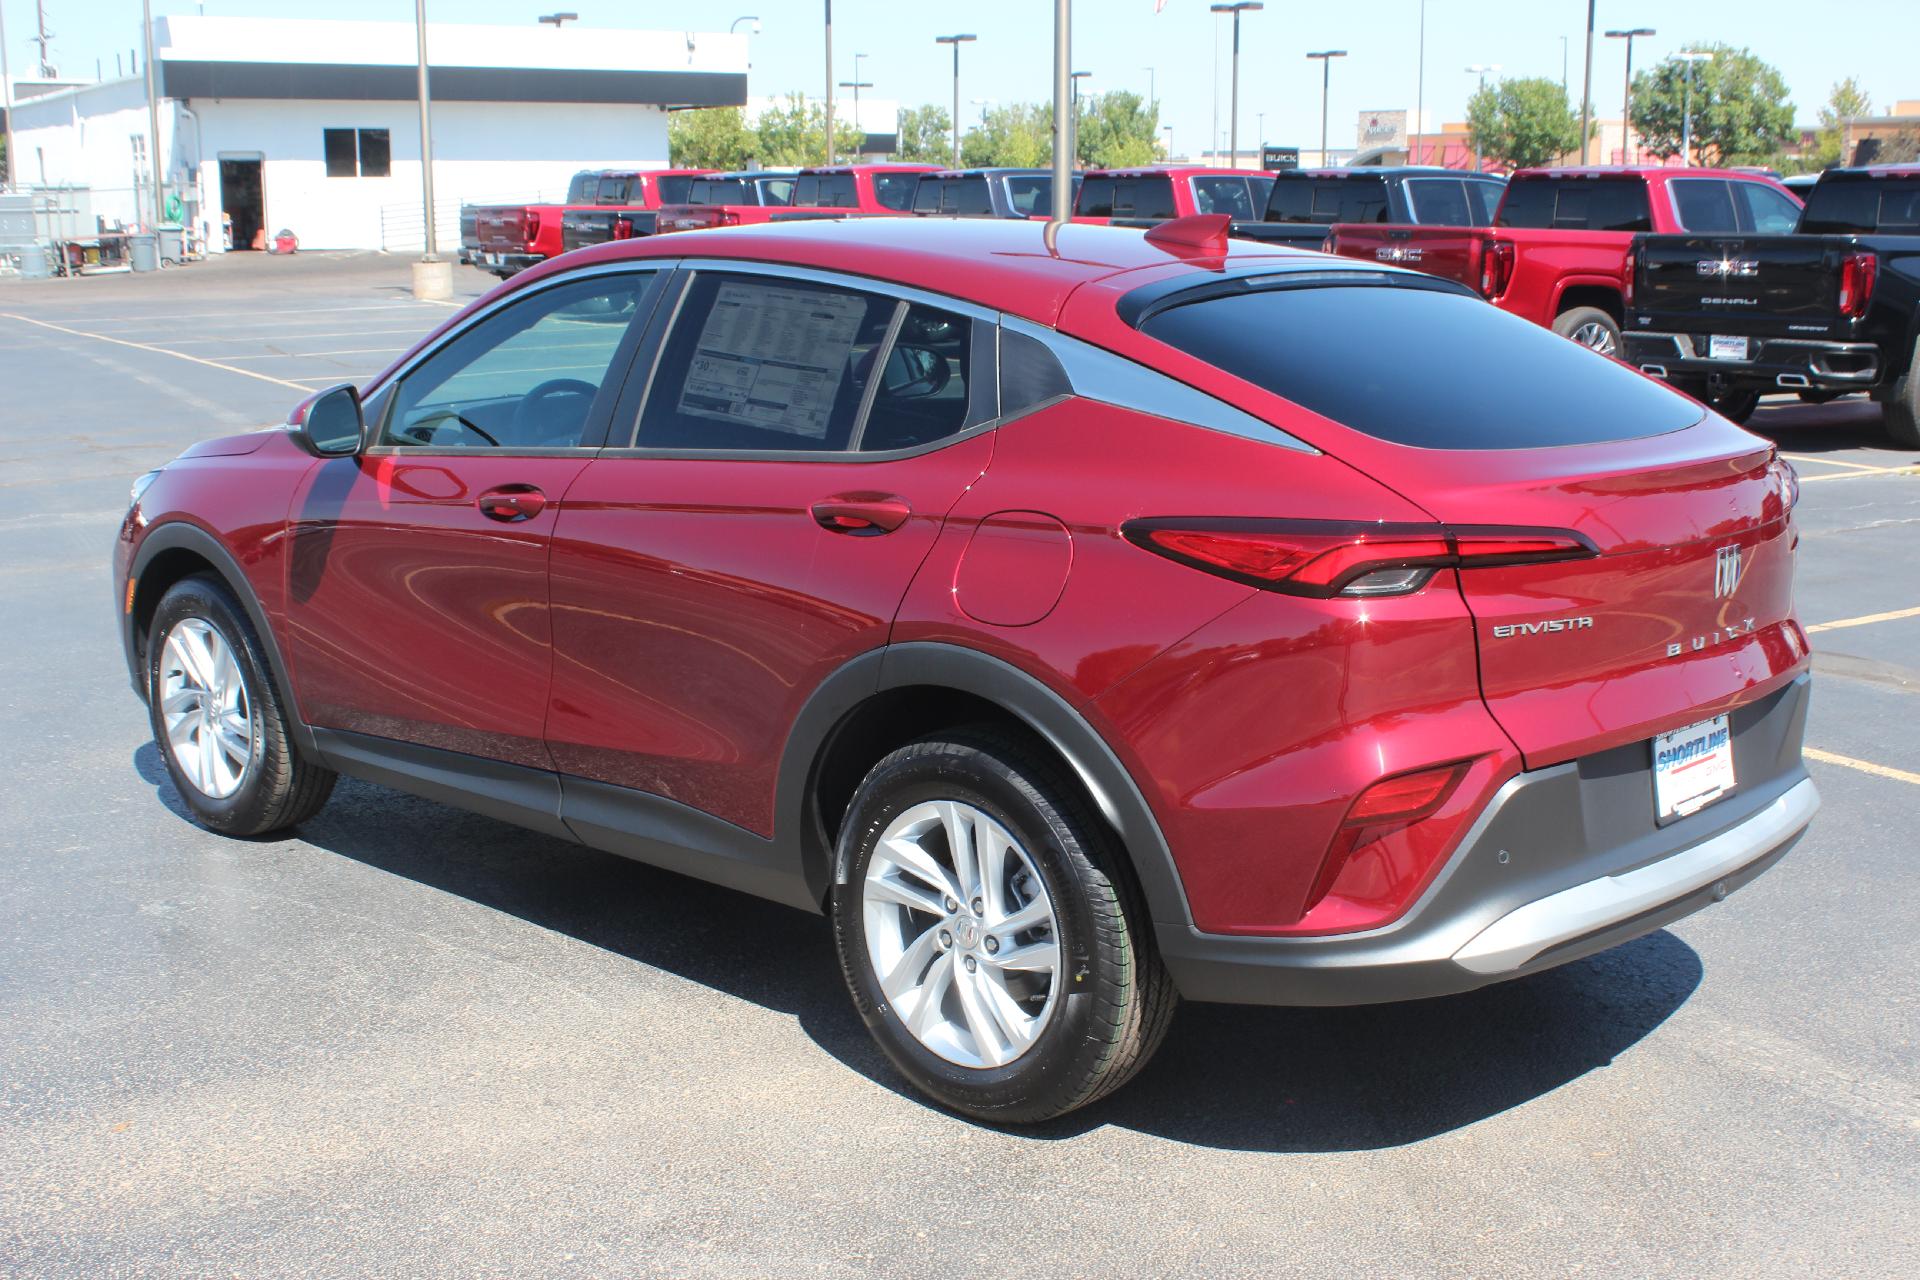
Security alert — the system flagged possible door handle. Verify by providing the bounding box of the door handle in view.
[477,485,548,522]
[811,494,912,535]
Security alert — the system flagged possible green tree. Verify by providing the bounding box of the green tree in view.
[895,104,955,163]
[1075,90,1159,168]
[668,107,756,171]
[1798,77,1874,171]
[961,102,1052,168]
[752,92,864,167]
[1467,77,1582,169]
[1629,44,1795,167]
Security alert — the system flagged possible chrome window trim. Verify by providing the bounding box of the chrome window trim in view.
[999,315,1317,454]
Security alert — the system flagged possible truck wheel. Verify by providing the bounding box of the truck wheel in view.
[1712,390,1762,423]
[1884,372,1920,448]
[1797,390,1844,405]
[1552,307,1621,357]
[831,728,1176,1124]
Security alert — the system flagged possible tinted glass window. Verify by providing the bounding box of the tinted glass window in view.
[794,174,858,208]
[1465,180,1504,225]
[323,129,356,178]
[1405,178,1472,226]
[756,177,797,206]
[1671,179,1739,232]
[872,173,920,211]
[383,274,650,450]
[1114,177,1177,220]
[859,305,977,451]
[1271,177,1389,224]
[597,174,634,204]
[1499,178,1651,231]
[1882,184,1920,229]
[1192,176,1258,219]
[1006,175,1059,217]
[1138,283,1702,449]
[357,129,390,178]
[944,178,995,215]
[654,175,696,205]
[565,172,597,204]
[691,178,750,204]
[912,179,944,213]
[1736,182,1801,233]
[1076,176,1117,217]
[636,274,898,452]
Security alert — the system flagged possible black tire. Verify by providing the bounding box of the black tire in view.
[1882,340,1920,448]
[1551,305,1622,357]
[146,575,336,836]
[1797,389,1843,405]
[1712,389,1763,423]
[831,728,1176,1124]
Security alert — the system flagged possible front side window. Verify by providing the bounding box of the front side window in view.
[1735,182,1801,233]
[1405,178,1471,226]
[1671,179,1739,232]
[1192,176,1257,219]
[634,274,979,454]
[382,273,651,451]
[872,173,921,211]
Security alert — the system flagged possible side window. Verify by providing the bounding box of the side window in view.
[1405,179,1470,226]
[859,304,979,452]
[1006,176,1051,217]
[1192,177,1256,219]
[323,129,357,178]
[912,179,945,214]
[635,274,898,452]
[1586,181,1652,231]
[873,174,920,211]
[1672,179,1739,232]
[565,172,598,204]
[597,174,633,204]
[1115,178,1176,220]
[1077,176,1117,217]
[1735,182,1802,234]
[1465,180,1503,225]
[1268,180,1314,222]
[758,177,796,207]
[382,273,650,451]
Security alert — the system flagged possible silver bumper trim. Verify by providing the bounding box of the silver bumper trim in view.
[1451,777,1820,975]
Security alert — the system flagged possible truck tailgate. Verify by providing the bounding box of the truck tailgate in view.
[1633,234,1853,336]
[1325,225,1489,290]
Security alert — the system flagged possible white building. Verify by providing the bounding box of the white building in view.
[7,15,748,252]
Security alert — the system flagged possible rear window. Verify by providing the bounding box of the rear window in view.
[690,178,749,204]
[1267,177,1389,225]
[872,173,921,211]
[565,172,597,204]
[1498,178,1651,231]
[913,176,995,216]
[1192,176,1262,219]
[755,176,796,207]
[1137,282,1702,449]
[1799,179,1920,233]
[654,174,696,205]
[1006,175,1066,217]
[794,173,859,208]
[1077,176,1177,220]
[596,174,634,204]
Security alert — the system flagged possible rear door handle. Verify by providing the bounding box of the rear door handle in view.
[811,494,912,535]
[477,485,548,522]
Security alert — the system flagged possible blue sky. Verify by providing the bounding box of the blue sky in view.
[12,0,1916,155]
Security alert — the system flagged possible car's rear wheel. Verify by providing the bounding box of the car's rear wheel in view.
[147,575,335,836]
[1880,340,1920,447]
[1711,389,1762,423]
[831,729,1175,1124]
[1552,306,1621,357]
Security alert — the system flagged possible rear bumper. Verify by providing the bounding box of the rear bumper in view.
[472,250,542,277]
[1625,330,1881,393]
[1158,675,1815,1006]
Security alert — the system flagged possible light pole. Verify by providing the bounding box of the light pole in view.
[1210,3,1261,170]
[0,1,14,189]
[1144,66,1155,112]
[935,35,976,169]
[1049,0,1069,227]
[141,0,163,228]
[838,51,870,157]
[411,0,448,298]
[1412,0,1426,164]
[1560,35,1568,94]
[537,11,577,26]
[1306,50,1345,168]
[728,15,759,33]
[1578,0,1596,162]
[1162,123,1173,161]
[823,1,835,165]
[1675,50,1712,166]
[1605,27,1654,164]
[1465,63,1498,170]
[1069,70,1090,168]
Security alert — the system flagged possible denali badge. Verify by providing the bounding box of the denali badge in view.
[1713,544,1743,598]
[1375,246,1424,263]
[1492,617,1594,638]
[1697,257,1759,278]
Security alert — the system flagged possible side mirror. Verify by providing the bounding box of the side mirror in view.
[291,383,365,457]
[880,344,951,399]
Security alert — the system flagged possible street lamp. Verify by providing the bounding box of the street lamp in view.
[1579,0,1595,163]
[1162,123,1174,161]
[1210,3,1262,170]
[1049,0,1069,227]
[1465,64,1499,170]
[729,15,760,34]
[1306,50,1345,168]
[1144,66,1156,111]
[934,35,977,169]
[1412,0,1425,165]
[824,2,835,165]
[1069,69,1092,165]
[838,51,871,157]
[1675,50,1713,166]
[1605,28,1655,164]
[537,11,578,26]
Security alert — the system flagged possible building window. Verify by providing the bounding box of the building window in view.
[324,128,393,178]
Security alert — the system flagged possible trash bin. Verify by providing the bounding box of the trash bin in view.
[129,233,159,273]
[157,224,185,264]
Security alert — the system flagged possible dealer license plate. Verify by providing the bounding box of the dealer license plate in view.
[1652,715,1736,819]
[1708,334,1748,361]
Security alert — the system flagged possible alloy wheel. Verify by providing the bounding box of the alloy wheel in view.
[862,800,1061,1068]
[158,617,255,799]
[1570,321,1618,355]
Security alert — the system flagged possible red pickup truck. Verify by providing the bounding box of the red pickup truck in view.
[655,163,936,235]
[1071,165,1276,226]
[1326,167,1803,354]
[557,169,716,253]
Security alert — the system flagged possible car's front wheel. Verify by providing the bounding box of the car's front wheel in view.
[1552,305,1621,357]
[147,575,335,836]
[832,729,1175,1124]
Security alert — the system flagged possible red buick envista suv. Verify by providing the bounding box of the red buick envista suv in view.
[115,215,1818,1122]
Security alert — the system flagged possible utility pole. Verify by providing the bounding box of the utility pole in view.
[1,2,17,189]
[1579,0,1596,163]
[33,0,54,77]
[1605,27,1654,164]
[1210,3,1261,169]
[1560,35,1568,94]
[1675,50,1712,166]
[141,0,162,227]
[1306,50,1345,168]
[1143,66,1155,113]
[1465,64,1498,170]
[411,0,448,298]
[934,35,975,169]
[1411,0,1425,164]
[837,50,870,159]
[1049,0,1069,227]
[1069,70,1090,167]
[823,0,834,165]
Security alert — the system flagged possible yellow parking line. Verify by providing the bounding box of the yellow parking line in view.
[1804,748,1920,786]
[0,312,315,392]
[1797,464,1920,482]
[1781,453,1882,473]
[1806,605,1920,634]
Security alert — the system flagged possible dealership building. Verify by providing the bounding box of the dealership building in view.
[6,15,748,252]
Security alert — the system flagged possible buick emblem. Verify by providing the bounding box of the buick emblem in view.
[1713,544,1743,598]
[1697,258,1759,278]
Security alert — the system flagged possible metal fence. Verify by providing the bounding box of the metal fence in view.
[378,199,467,253]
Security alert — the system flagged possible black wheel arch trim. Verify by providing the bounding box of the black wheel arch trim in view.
[126,520,318,756]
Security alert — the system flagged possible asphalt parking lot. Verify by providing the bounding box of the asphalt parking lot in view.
[2,252,1915,1278]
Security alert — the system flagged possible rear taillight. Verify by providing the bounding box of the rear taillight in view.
[1345,762,1469,827]
[1838,251,1877,319]
[524,209,542,247]
[1623,246,1638,310]
[719,210,742,227]
[612,217,635,240]
[1478,238,1514,299]
[1122,519,1597,598]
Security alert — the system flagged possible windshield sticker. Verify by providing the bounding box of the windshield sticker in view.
[678,282,866,439]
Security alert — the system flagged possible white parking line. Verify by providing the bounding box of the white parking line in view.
[1806,605,1920,634]
[80,302,459,328]
[211,346,412,361]
[155,327,437,347]
[0,312,317,391]
[1797,464,1920,482]
[1781,453,1884,473]
[1804,748,1920,786]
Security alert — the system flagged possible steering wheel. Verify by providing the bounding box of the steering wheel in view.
[510,378,599,445]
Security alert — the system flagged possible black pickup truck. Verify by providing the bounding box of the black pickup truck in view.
[1230,166,1508,251]
[910,168,1079,219]
[1625,166,1920,441]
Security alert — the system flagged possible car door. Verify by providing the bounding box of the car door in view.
[284,266,662,770]
[545,264,997,838]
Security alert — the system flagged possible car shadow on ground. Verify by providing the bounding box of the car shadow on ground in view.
[1746,396,1905,454]
[133,751,1703,1153]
